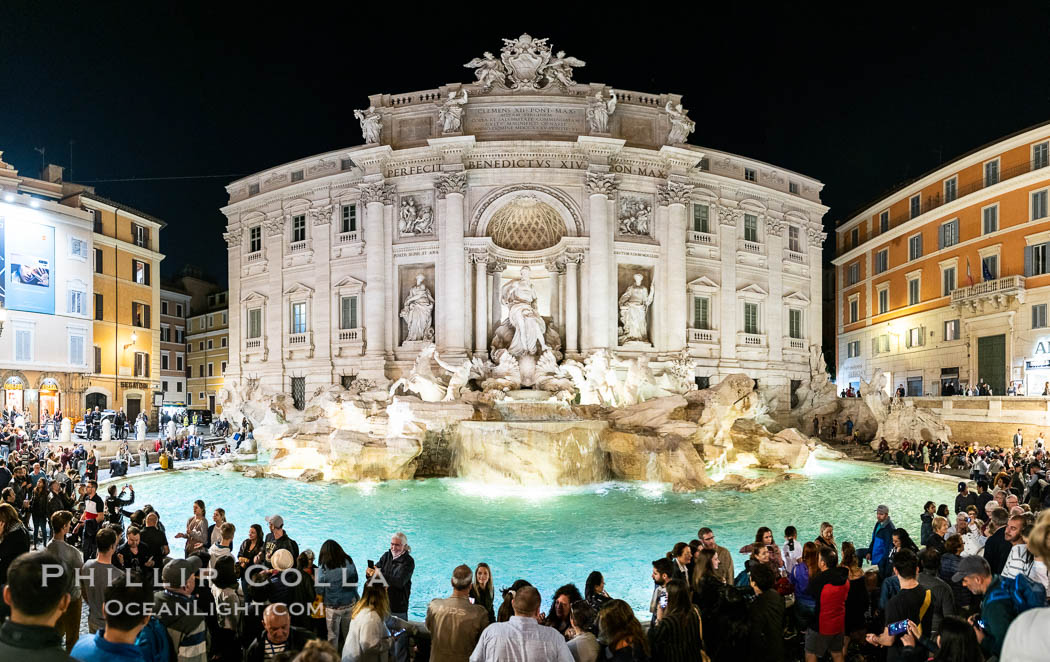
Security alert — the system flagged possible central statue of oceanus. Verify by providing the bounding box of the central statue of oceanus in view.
[489,266,562,387]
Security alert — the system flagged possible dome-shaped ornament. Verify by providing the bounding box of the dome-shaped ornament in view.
[487,197,565,251]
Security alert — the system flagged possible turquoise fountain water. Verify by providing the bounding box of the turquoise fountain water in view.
[139,460,954,618]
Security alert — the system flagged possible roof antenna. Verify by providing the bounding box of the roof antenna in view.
[69,140,75,182]
[34,146,46,175]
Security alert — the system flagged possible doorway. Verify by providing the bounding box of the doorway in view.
[208,394,215,412]
[126,396,141,421]
[86,392,107,411]
[977,334,1006,395]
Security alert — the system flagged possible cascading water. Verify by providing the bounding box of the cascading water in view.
[451,419,609,486]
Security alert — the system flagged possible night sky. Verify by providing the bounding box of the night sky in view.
[2,6,1048,285]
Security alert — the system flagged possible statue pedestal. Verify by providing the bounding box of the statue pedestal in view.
[60,418,72,443]
[101,419,112,442]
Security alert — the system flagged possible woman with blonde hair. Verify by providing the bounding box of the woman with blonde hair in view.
[470,562,495,624]
[814,521,837,552]
[1002,509,1050,660]
[342,583,393,662]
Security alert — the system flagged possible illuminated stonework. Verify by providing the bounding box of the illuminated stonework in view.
[222,34,828,409]
[487,197,564,251]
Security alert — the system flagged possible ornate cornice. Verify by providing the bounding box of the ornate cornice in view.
[766,218,783,237]
[264,216,285,237]
[436,172,468,198]
[488,259,507,274]
[585,172,617,196]
[657,180,694,205]
[564,251,584,265]
[469,251,489,265]
[360,182,396,205]
[717,205,739,228]
[808,227,828,247]
[222,228,243,248]
[309,205,333,226]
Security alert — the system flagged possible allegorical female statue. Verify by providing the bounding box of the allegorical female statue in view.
[618,273,655,343]
[400,273,434,342]
[500,266,548,357]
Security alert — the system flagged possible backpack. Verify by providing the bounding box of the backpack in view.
[734,569,751,587]
[987,573,1047,615]
[135,616,173,662]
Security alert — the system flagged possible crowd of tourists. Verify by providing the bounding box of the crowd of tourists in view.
[1,453,1050,661]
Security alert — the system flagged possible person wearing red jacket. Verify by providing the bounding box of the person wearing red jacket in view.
[805,546,850,662]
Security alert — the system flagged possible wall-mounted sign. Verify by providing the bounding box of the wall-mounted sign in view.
[1035,340,1050,356]
[39,378,59,393]
[3,377,24,390]
[1026,358,1050,370]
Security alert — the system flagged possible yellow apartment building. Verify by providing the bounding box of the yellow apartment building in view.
[186,290,228,413]
[61,191,164,423]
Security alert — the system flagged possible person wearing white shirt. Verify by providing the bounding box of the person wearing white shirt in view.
[1001,510,1050,661]
[781,526,802,574]
[1000,514,1050,594]
[470,586,573,662]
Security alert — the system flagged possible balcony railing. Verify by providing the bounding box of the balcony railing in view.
[785,337,806,351]
[688,328,719,344]
[737,332,766,347]
[740,240,763,254]
[338,328,361,342]
[337,231,360,244]
[785,251,805,264]
[245,338,262,350]
[950,274,1026,305]
[288,332,309,345]
[246,251,262,263]
[289,240,308,253]
[688,231,716,245]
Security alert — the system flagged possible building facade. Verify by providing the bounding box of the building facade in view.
[222,36,828,408]
[62,191,165,422]
[159,285,190,412]
[186,290,228,413]
[0,157,94,418]
[834,121,1050,397]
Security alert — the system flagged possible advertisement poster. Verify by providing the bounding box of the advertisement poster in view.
[5,220,54,314]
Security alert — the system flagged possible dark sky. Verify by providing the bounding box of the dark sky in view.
[3,6,1048,285]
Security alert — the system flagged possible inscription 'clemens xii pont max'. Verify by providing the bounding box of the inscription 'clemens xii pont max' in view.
[464,105,587,136]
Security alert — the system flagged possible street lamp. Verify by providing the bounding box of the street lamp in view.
[124,331,137,351]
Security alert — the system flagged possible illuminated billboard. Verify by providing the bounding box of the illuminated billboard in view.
[4,220,55,314]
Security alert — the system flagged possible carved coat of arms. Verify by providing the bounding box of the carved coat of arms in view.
[465,33,585,91]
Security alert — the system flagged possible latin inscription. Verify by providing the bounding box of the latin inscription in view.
[385,164,441,178]
[464,105,587,136]
[610,163,666,178]
[465,158,587,170]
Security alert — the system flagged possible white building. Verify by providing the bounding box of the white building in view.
[0,159,94,416]
[222,35,828,408]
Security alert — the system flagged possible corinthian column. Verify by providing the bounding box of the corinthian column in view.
[564,253,581,354]
[361,182,392,367]
[586,171,617,351]
[659,180,694,352]
[438,172,468,358]
[472,253,488,355]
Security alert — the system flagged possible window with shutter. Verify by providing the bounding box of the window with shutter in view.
[693,205,709,233]
[69,335,84,366]
[342,205,358,233]
[1034,304,1048,329]
[248,308,262,338]
[94,346,102,373]
[15,329,31,361]
[693,297,710,330]
[1032,190,1048,220]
